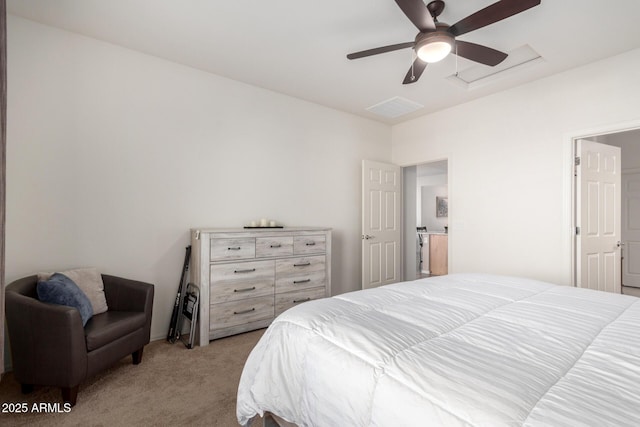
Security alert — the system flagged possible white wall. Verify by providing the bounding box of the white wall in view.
[602,130,640,170]
[417,173,448,232]
[420,185,448,231]
[5,16,391,342]
[392,48,640,285]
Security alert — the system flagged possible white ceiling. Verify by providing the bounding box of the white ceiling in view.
[8,0,640,124]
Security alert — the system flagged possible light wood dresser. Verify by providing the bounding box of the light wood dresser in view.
[190,227,331,346]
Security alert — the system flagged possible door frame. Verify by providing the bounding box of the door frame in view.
[401,157,451,281]
[622,168,640,288]
[564,119,640,287]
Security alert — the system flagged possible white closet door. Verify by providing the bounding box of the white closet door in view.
[362,160,401,289]
[622,171,640,287]
[576,139,621,293]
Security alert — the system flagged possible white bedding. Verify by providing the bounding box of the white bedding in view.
[236,274,640,426]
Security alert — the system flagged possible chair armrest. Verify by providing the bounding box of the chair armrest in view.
[102,275,154,343]
[102,275,154,313]
[5,291,88,387]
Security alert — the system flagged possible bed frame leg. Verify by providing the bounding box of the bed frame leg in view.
[263,414,278,427]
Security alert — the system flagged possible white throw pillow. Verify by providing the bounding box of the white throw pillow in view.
[38,267,108,315]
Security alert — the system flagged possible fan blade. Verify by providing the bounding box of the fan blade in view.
[403,58,428,85]
[455,40,507,66]
[347,42,414,60]
[449,0,541,37]
[395,0,436,32]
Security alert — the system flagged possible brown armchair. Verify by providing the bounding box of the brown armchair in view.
[5,274,154,406]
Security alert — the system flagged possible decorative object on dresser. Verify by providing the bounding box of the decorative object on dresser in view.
[245,219,282,229]
[190,227,331,346]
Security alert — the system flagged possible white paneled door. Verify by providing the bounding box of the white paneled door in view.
[576,139,621,293]
[622,171,640,288]
[362,160,401,289]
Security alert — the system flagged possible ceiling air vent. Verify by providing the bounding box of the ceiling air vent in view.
[447,44,543,90]
[366,96,424,119]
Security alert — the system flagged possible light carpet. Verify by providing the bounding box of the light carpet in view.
[0,329,264,426]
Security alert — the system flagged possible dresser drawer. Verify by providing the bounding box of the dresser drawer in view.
[275,287,325,316]
[276,256,326,293]
[210,260,274,304]
[276,255,325,277]
[293,235,326,254]
[276,271,325,293]
[256,236,293,258]
[210,296,274,330]
[210,238,255,261]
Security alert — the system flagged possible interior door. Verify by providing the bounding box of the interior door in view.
[622,171,640,287]
[576,139,621,293]
[362,160,401,289]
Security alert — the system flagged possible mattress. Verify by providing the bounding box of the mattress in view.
[237,274,640,426]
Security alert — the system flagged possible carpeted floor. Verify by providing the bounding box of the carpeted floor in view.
[0,329,265,426]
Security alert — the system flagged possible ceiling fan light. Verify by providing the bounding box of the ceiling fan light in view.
[415,32,455,63]
[417,41,452,63]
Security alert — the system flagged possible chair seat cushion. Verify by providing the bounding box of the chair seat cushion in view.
[84,311,146,351]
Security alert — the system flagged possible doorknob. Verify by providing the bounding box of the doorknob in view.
[617,241,624,248]
[362,234,375,240]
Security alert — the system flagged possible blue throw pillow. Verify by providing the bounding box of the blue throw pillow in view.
[37,273,94,326]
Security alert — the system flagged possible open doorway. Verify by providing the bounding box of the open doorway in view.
[403,160,449,281]
[573,129,640,295]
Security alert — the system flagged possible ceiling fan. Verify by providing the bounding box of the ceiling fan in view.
[347,0,541,84]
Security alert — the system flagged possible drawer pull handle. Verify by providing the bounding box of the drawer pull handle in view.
[270,244,281,248]
[228,247,242,251]
[305,242,316,246]
[233,286,256,293]
[294,279,311,284]
[234,268,256,274]
[294,262,311,267]
[293,298,311,303]
[233,308,256,315]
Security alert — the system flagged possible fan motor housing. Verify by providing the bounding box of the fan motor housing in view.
[415,29,454,50]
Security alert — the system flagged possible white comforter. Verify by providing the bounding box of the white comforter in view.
[237,274,640,426]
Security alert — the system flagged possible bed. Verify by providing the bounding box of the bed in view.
[236,274,640,426]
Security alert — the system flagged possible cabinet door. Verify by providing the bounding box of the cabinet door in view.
[429,235,448,276]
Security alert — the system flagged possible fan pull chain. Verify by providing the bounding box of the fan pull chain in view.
[410,49,416,81]
[455,42,459,77]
